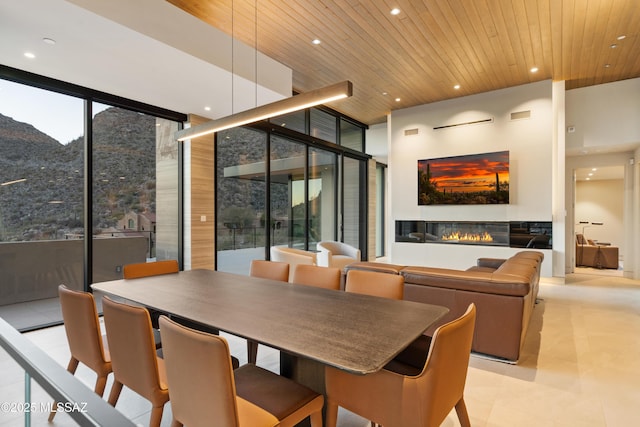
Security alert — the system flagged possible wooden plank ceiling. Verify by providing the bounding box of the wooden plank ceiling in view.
[167,0,640,126]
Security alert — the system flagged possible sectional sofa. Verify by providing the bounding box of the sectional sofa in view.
[345,251,544,363]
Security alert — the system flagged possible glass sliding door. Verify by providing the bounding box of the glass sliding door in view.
[342,156,364,250]
[91,103,180,283]
[376,163,386,257]
[308,147,337,248]
[216,127,267,274]
[0,80,84,330]
[270,135,306,250]
[215,111,368,271]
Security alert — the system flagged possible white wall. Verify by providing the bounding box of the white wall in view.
[575,179,624,250]
[388,81,554,275]
[566,78,640,153]
[366,122,389,165]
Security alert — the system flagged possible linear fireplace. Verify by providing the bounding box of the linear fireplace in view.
[395,221,552,248]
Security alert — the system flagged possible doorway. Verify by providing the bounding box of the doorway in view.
[573,165,624,276]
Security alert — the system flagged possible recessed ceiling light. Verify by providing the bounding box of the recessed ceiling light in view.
[453,84,461,90]
[204,106,211,111]
[395,97,401,102]
[390,8,401,15]
[586,177,590,181]
[24,52,35,59]
[312,39,321,45]
[382,91,388,96]
[617,35,626,40]
[530,67,539,73]
[592,168,597,171]
[42,37,56,45]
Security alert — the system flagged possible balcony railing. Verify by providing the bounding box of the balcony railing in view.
[0,317,137,427]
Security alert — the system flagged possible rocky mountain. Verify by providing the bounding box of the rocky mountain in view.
[0,108,156,241]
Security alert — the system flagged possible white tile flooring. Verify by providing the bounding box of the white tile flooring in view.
[1,269,639,426]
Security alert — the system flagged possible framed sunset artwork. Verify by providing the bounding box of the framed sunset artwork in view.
[418,151,509,205]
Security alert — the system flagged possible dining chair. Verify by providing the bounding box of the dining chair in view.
[102,296,170,427]
[159,315,324,427]
[291,264,342,290]
[123,259,180,279]
[325,303,477,427]
[49,285,112,421]
[247,259,290,363]
[123,259,179,344]
[270,246,317,281]
[250,259,290,282]
[344,269,404,300]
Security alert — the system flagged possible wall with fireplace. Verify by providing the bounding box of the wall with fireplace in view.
[387,80,554,276]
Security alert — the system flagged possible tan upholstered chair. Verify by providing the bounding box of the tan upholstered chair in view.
[123,259,178,330]
[123,260,239,368]
[270,246,316,281]
[102,296,170,427]
[325,304,477,427]
[247,260,290,363]
[49,285,112,421]
[345,269,404,300]
[123,259,179,279]
[250,259,290,282]
[291,264,341,290]
[159,315,324,427]
[316,241,360,270]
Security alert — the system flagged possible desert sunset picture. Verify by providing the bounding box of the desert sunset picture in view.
[418,151,509,205]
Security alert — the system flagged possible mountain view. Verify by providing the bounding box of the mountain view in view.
[0,107,156,241]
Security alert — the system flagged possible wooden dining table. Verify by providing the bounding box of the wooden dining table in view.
[92,268,448,387]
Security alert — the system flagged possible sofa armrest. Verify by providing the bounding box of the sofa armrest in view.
[476,258,506,269]
[316,249,331,267]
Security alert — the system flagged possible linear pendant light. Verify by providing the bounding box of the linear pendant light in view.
[175,80,353,141]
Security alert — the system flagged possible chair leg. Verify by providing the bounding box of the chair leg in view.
[455,398,471,427]
[107,380,123,407]
[49,357,80,421]
[309,410,323,427]
[325,399,339,427]
[94,374,108,397]
[149,405,165,427]
[247,340,259,364]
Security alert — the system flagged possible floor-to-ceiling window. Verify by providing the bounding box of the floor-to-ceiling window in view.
[308,147,337,247]
[91,103,181,283]
[342,155,364,249]
[215,127,268,272]
[376,162,386,257]
[270,135,306,250]
[0,67,185,331]
[216,107,367,275]
[0,80,84,330]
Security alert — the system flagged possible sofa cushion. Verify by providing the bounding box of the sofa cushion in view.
[344,261,406,275]
[401,266,531,297]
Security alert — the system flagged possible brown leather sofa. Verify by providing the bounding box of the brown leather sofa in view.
[575,234,619,269]
[345,251,544,363]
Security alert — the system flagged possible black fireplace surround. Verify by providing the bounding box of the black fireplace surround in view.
[395,220,552,248]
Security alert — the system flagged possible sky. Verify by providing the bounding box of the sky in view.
[0,79,107,145]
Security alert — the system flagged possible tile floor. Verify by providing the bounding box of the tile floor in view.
[1,269,639,426]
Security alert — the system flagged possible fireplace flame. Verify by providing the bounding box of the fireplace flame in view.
[441,231,494,242]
